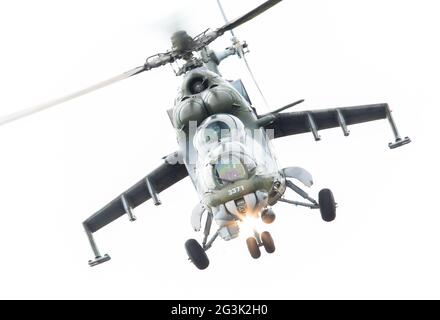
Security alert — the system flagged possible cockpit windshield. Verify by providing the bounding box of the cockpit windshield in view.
[215,163,247,183]
[193,114,279,194]
[204,121,230,143]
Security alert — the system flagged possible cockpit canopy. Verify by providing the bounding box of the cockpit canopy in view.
[194,114,245,155]
[193,114,279,194]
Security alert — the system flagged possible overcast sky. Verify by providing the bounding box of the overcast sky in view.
[0,0,439,299]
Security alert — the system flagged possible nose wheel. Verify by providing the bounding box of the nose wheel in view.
[246,230,275,259]
[246,237,261,259]
[261,231,275,253]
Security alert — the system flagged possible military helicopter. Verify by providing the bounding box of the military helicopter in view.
[0,0,411,270]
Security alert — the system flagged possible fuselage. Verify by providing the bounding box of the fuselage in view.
[170,67,285,240]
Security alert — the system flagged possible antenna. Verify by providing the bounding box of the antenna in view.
[216,0,270,109]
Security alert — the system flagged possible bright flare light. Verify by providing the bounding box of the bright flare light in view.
[239,215,262,238]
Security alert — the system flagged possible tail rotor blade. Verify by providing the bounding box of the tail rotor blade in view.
[0,65,145,126]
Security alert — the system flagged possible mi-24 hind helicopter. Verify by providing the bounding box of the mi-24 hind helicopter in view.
[0,0,411,270]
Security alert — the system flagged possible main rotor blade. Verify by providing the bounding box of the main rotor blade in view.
[216,0,235,37]
[217,0,282,34]
[0,65,145,126]
[216,0,270,109]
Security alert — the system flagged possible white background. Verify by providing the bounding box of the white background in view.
[0,0,438,299]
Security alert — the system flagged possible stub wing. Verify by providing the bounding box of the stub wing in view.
[83,152,188,266]
[264,103,411,148]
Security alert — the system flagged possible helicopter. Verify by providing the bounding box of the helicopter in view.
[0,0,411,270]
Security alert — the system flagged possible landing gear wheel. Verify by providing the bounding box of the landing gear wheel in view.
[246,237,261,259]
[318,188,336,222]
[185,239,209,270]
[261,231,275,253]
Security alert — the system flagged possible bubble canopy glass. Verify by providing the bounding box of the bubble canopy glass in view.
[193,114,279,194]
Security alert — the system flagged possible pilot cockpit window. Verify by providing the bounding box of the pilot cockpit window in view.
[215,162,247,185]
[204,121,230,143]
[193,114,280,193]
[194,115,246,155]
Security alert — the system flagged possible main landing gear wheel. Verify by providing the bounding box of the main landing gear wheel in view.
[261,231,275,253]
[318,188,336,222]
[185,239,209,270]
[246,237,261,259]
